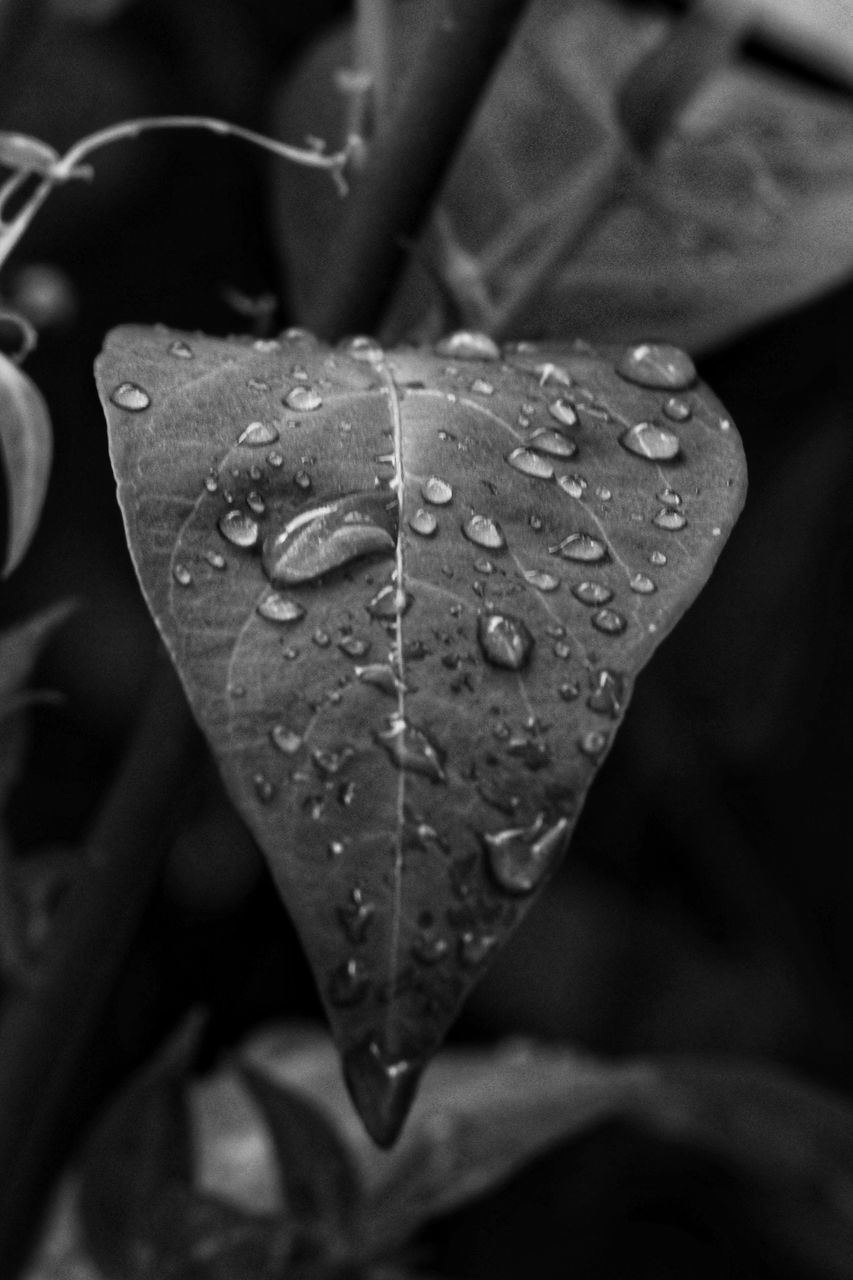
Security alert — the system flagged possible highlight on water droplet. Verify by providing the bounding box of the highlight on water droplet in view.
[218,508,260,548]
[435,330,500,361]
[484,814,570,896]
[506,447,554,480]
[262,491,397,586]
[421,476,453,505]
[257,592,306,624]
[571,580,612,606]
[549,532,607,562]
[616,342,697,390]
[620,421,681,462]
[523,568,560,592]
[548,398,578,428]
[591,607,627,635]
[408,507,438,537]
[284,385,323,411]
[110,381,150,411]
[652,508,688,531]
[462,513,506,550]
[238,420,280,447]
[477,612,534,670]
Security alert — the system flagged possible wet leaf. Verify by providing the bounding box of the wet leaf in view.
[0,352,53,577]
[96,326,745,1145]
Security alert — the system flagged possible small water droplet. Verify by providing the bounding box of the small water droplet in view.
[367,584,413,619]
[652,508,688,531]
[474,558,494,574]
[172,562,192,586]
[471,378,494,395]
[110,381,150,411]
[523,568,560,592]
[254,338,281,352]
[620,421,681,462]
[312,628,331,648]
[376,713,446,782]
[629,571,656,594]
[572,580,612,606]
[218,508,259,548]
[294,470,312,492]
[557,474,588,499]
[337,887,375,945]
[204,549,226,570]
[484,814,570,895]
[527,428,577,458]
[422,476,453,505]
[477,613,534,670]
[658,487,682,506]
[284,385,323,411]
[408,507,438,537]
[253,772,276,803]
[328,957,369,1006]
[459,930,498,968]
[168,339,193,359]
[435,330,500,361]
[344,334,385,363]
[355,663,399,696]
[578,729,608,757]
[550,532,607,563]
[591,607,627,635]
[257,592,306,624]
[506,447,554,480]
[553,640,571,659]
[246,490,266,515]
[663,396,692,422]
[548,398,578,427]
[616,342,696,390]
[412,930,449,965]
[203,473,219,494]
[263,491,397,585]
[270,725,302,754]
[338,634,370,659]
[559,680,580,701]
[248,377,269,392]
[312,747,355,777]
[463,514,506,550]
[650,550,667,566]
[595,486,612,501]
[587,669,625,717]
[267,449,284,469]
[328,839,345,858]
[283,646,299,660]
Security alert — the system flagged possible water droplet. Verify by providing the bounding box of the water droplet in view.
[168,339,193,359]
[257,592,306,624]
[254,338,281,352]
[477,613,534,670]
[110,381,150,411]
[550,532,607,563]
[463,514,506,550]
[343,1037,423,1148]
[578,729,608,757]
[312,747,354,778]
[591,607,627,635]
[435,330,500,361]
[557,474,588,499]
[471,378,494,395]
[267,449,284,468]
[218,508,259,548]
[572,581,612,606]
[629,571,656,594]
[421,476,453,505]
[650,550,667,566]
[595,486,612,502]
[459,930,498,968]
[408,507,437,537]
[376,713,446,781]
[283,646,299,660]
[523,568,560,592]
[328,958,369,1006]
[663,396,692,422]
[270,725,302,754]
[658,487,682,506]
[343,334,384,363]
[620,421,681,462]
[506,447,554,480]
[559,680,580,701]
[246,490,266,515]
[284,385,323,411]
[548,398,578,428]
[336,887,375,946]
[587,669,625,717]
[203,473,219,494]
[355,663,399,696]
[294,470,312,492]
[652,508,688,531]
[553,640,571,659]
[616,342,696,390]
[328,839,345,858]
[238,420,279,447]
[253,773,275,803]
[263,491,397,585]
[528,428,577,458]
[204,549,226,570]
[338,634,370,659]
[484,814,570,895]
[412,931,449,965]
[172,562,192,586]
[367,584,413,619]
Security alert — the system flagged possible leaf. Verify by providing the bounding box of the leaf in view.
[0,351,53,577]
[95,325,745,1145]
[0,131,60,175]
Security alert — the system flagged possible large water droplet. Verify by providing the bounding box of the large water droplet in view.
[548,398,578,428]
[616,342,696,390]
[477,613,534,670]
[550,532,607,563]
[462,514,506,550]
[421,476,453,505]
[528,428,577,458]
[435,330,500,361]
[110,381,150,411]
[506,447,554,480]
[652,508,688,531]
[218,508,259,548]
[328,958,369,1006]
[263,491,397,585]
[376,714,446,782]
[408,508,437,537]
[523,568,560,592]
[620,421,681,462]
[238,420,280,447]
[270,725,302,754]
[484,814,570,895]
[571,581,613,606]
[284,385,323,411]
[343,1037,423,1148]
[257,592,306,624]
[591,607,627,635]
[367,583,413,619]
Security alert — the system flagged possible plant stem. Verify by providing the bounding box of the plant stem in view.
[0,652,200,1273]
[302,0,533,340]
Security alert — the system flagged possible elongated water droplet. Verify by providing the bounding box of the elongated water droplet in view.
[284,386,322,411]
[572,580,612,606]
[343,1037,423,1148]
[328,958,369,1006]
[367,583,413,619]
[270,725,302,754]
[168,339,193,358]
[629,571,656,594]
[462,514,506,550]
[484,814,570,895]
[550,532,607,563]
[257,592,305,624]
[375,713,447,782]
[523,568,560,592]
[616,342,696,390]
[548,398,577,427]
[172,562,192,586]
[408,507,438,537]
[421,476,453,505]
[218,508,259,548]
[528,428,577,458]
[663,396,692,422]
[238,420,279,447]
[435,330,500,361]
[110,381,150,411]
[620,421,681,461]
[591,607,627,635]
[263,491,397,585]
[477,613,534,670]
[506,447,554,480]
[557,474,588,499]
[355,663,399,696]
[652,508,688,531]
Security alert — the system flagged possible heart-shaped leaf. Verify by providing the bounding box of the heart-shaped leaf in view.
[96,326,745,1144]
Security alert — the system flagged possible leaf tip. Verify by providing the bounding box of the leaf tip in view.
[343,1036,425,1148]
